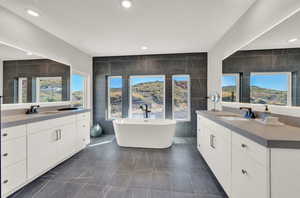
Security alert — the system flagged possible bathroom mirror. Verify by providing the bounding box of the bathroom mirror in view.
[0,43,71,104]
[222,10,300,107]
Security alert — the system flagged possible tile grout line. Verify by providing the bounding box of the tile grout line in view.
[31,179,51,198]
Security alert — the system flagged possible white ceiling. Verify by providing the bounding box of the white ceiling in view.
[0,0,255,56]
[0,43,42,60]
[243,10,300,50]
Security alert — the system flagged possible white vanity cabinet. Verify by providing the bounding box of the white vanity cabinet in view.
[197,115,231,196]
[197,114,300,198]
[1,111,91,198]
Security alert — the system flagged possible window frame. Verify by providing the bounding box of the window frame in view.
[18,77,27,103]
[172,74,191,121]
[129,75,166,119]
[221,73,240,102]
[36,76,63,103]
[71,72,88,108]
[107,76,123,120]
[250,72,292,106]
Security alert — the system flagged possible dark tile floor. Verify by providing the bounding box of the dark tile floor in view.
[9,137,227,198]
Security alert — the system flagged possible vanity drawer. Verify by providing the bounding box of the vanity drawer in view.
[2,160,27,196]
[232,132,268,166]
[1,137,27,168]
[76,112,90,121]
[1,125,27,142]
[28,115,76,134]
[232,147,269,198]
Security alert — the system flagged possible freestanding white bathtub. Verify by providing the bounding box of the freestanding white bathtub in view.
[113,119,176,149]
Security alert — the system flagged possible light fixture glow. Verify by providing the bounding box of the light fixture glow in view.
[141,46,148,50]
[121,0,132,8]
[288,38,298,43]
[26,52,33,56]
[27,9,40,17]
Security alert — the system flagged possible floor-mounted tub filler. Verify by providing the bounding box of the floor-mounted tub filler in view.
[113,119,176,148]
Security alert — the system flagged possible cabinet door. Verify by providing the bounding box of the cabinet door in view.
[232,146,268,198]
[198,117,231,196]
[57,123,77,162]
[207,129,231,196]
[28,129,58,179]
[76,120,90,151]
[197,116,209,156]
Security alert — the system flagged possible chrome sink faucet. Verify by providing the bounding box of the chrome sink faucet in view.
[26,105,40,114]
[140,104,151,118]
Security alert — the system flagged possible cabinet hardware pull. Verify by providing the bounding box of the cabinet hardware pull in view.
[242,169,248,175]
[3,180,8,184]
[55,130,59,141]
[59,129,62,140]
[241,144,247,148]
[3,133,8,137]
[210,134,215,149]
[3,153,8,157]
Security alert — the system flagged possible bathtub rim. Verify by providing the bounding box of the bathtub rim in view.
[113,118,176,125]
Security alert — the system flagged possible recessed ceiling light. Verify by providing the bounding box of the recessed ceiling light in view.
[141,46,148,50]
[27,9,40,17]
[288,38,298,43]
[26,52,33,56]
[121,0,132,9]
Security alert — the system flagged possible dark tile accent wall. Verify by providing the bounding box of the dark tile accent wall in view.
[3,59,70,104]
[93,53,208,137]
[223,48,300,105]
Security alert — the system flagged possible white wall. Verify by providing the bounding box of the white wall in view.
[0,6,93,109]
[208,0,300,110]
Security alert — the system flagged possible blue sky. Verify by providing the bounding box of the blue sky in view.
[131,77,164,85]
[109,76,190,88]
[250,74,288,91]
[222,74,288,91]
[222,76,237,86]
[109,76,189,88]
[110,77,122,88]
[72,74,84,91]
[173,76,189,81]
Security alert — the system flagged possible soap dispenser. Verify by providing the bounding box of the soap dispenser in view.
[262,105,271,120]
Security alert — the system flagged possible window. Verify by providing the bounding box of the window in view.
[18,77,28,103]
[37,77,62,102]
[72,74,86,108]
[222,74,239,102]
[108,76,122,119]
[129,75,165,119]
[250,72,291,106]
[172,75,190,121]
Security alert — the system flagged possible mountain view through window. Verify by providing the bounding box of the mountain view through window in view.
[130,76,165,119]
[250,73,289,105]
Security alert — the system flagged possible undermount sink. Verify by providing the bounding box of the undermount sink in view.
[39,111,59,115]
[218,116,249,121]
